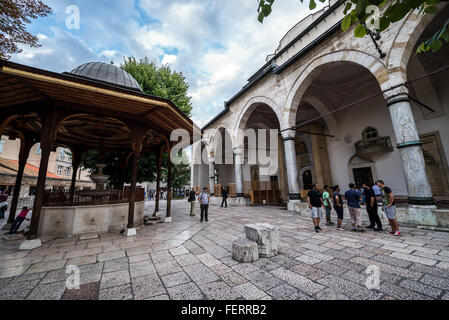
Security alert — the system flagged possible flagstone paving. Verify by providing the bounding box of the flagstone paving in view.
[1,200,449,300]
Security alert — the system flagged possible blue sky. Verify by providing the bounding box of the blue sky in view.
[11,0,323,127]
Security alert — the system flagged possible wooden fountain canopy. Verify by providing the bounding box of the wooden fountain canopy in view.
[0,59,200,153]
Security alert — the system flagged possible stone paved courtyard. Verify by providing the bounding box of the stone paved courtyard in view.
[1,200,449,300]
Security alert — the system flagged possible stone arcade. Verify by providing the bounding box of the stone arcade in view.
[192,1,449,227]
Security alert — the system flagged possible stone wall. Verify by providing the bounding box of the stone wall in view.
[37,201,145,237]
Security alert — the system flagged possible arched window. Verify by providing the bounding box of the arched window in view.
[362,127,379,140]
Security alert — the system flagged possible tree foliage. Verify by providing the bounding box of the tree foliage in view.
[257,0,449,53]
[162,151,191,189]
[80,57,193,188]
[0,0,52,59]
[121,57,193,117]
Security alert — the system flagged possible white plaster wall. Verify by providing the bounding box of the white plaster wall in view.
[328,95,408,196]
[414,69,449,164]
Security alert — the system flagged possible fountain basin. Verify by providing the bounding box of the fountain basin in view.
[37,201,145,237]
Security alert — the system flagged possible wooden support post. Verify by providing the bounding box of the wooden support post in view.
[153,147,162,217]
[127,129,145,231]
[7,134,35,224]
[166,144,172,220]
[127,154,139,229]
[69,148,84,204]
[28,111,60,240]
[28,147,51,238]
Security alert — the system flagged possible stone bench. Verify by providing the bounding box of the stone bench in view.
[244,223,279,258]
[232,238,259,263]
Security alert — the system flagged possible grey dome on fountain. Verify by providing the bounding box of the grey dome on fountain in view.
[66,61,143,92]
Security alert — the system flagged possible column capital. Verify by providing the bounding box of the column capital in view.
[233,146,245,155]
[281,129,296,141]
[383,85,409,103]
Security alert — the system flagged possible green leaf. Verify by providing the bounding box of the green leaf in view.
[430,39,443,51]
[341,14,352,31]
[405,0,424,9]
[343,2,353,15]
[310,0,317,10]
[354,24,367,37]
[424,5,438,14]
[262,4,272,16]
[355,0,368,20]
[441,28,449,42]
[387,3,409,22]
[258,11,265,23]
[378,16,391,32]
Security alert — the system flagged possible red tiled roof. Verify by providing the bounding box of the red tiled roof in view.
[0,157,63,179]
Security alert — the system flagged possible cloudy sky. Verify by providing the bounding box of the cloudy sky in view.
[12,0,326,127]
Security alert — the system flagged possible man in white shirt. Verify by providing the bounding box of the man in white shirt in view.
[198,187,211,223]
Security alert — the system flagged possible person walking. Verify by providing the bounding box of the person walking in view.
[188,187,197,216]
[332,185,345,231]
[220,187,228,208]
[198,187,211,223]
[307,183,324,233]
[8,207,31,235]
[345,183,365,233]
[322,185,334,226]
[376,180,400,236]
[364,183,383,231]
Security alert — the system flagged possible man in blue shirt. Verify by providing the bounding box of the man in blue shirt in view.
[345,183,365,233]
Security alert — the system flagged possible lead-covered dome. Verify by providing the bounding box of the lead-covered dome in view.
[67,62,142,92]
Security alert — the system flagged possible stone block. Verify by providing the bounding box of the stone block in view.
[122,228,136,237]
[232,239,259,263]
[19,239,42,250]
[244,223,279,258]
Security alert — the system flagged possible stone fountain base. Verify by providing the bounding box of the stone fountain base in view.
[37,201,145,237]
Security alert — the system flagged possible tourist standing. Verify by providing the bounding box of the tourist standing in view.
[8,207,31,235]
[322,185,334,226]
[376,180,400,236]
[307,183,324,233]
[220,186,228,208]
[198,187,211,223]
[345,183,365,233]
[332,185,345,231]
[188,187,196,217]
[364,184,383,231]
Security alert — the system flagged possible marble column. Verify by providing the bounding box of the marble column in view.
[282,129,301,210]
[385,87,437,226]
[234,148,244,198]
[208,158,215,196]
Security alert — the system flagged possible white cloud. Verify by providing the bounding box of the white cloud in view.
[162,54,177,65]
[100,50,118,59]
[11,0,326,127]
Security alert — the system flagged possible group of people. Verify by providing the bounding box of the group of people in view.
[145,190,169,202]
[307,180,400,236]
